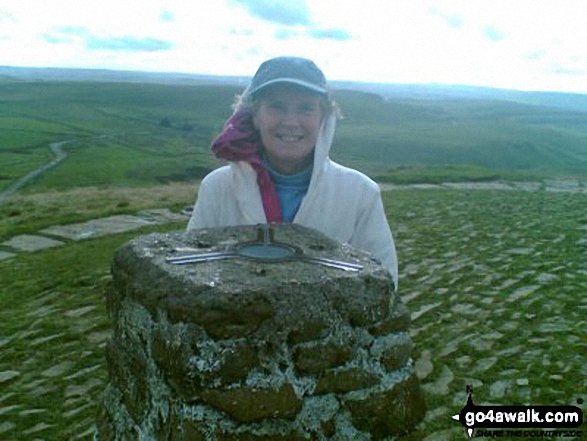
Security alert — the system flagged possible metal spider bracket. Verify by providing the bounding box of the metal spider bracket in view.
[165,224,363,272]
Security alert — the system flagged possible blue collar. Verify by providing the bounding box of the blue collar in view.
[264,156,313,188]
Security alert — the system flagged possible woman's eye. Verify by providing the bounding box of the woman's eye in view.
[264,101,319,115]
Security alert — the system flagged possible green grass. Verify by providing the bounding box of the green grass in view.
[0,81,236,192]
[0,148,53,188]
[330,93,587,178]
[29,135,217,190]
[0,183,197,241]
[374,164,535,184]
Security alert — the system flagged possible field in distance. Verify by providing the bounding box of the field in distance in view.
[1,69,587,194]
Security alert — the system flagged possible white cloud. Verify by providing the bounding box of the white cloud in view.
[484,25,505,41]
[159,10,175,23]
[232,0,312,26]
[428,6,464,28]
[41,26,174,52]
[0,0,585,93]
[0,10,17,23]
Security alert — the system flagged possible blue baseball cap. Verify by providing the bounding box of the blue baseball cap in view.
[247,57,328,96]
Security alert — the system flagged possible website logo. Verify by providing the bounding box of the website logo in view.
[452,386,584,438]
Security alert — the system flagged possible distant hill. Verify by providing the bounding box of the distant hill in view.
[335,81,587,114]
[0,66,250,87]
[3,66,587,114]
[0,73,26,83]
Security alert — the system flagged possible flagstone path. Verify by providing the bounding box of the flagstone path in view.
[1,179,585,262]
[378,178,587,193]
[0,184,585,440]
[0,208,190,261]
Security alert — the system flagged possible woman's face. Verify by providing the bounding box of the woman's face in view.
[253,84,325,175]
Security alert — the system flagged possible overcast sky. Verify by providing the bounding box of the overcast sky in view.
[1,0,586,93]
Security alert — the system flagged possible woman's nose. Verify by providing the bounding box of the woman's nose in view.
[280,108,301,124]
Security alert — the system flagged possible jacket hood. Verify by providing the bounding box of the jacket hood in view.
[308,112,337,187]
[314,113,337,166]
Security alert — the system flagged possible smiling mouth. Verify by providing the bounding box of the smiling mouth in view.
[276,134,303,142]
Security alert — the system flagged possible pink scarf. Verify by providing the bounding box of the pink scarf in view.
[210,109,282,222]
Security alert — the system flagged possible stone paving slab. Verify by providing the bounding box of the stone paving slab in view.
[40,209,188,241]
[135,208,189,223]
[40,215,154,240]
[0,251,16,261]
[378,183,443,191]
[2,235,64,252]
[544,178,582,189]
[0,370,20,384]
[41,215,157,241]
[441,182,515,190]
[510,181,542,191]
[379,179,587,193]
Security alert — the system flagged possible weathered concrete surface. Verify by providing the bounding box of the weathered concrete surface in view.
[97,224,425,440]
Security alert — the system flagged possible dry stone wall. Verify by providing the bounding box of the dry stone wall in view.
[97,224,425,440]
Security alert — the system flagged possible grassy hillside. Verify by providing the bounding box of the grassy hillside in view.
[1,80,587,193]
[0,81,235,191]
[332,90,587,180]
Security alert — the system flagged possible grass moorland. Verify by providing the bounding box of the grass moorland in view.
[0,77,586,439]
[1,78,587,193]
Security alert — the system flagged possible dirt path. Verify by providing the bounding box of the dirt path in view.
[0,140,70,204]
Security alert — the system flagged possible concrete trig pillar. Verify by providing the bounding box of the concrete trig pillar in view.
[97,224,425,440]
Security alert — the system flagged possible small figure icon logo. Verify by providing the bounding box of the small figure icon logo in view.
[452,385,476,437]
[451,386,583,438]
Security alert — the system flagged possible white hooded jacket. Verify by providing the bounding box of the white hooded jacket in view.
[187,113,399,288]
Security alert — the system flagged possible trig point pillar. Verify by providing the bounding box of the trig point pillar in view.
[97,224,425,440]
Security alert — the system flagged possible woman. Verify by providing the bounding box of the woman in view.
[187,56,398,287]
